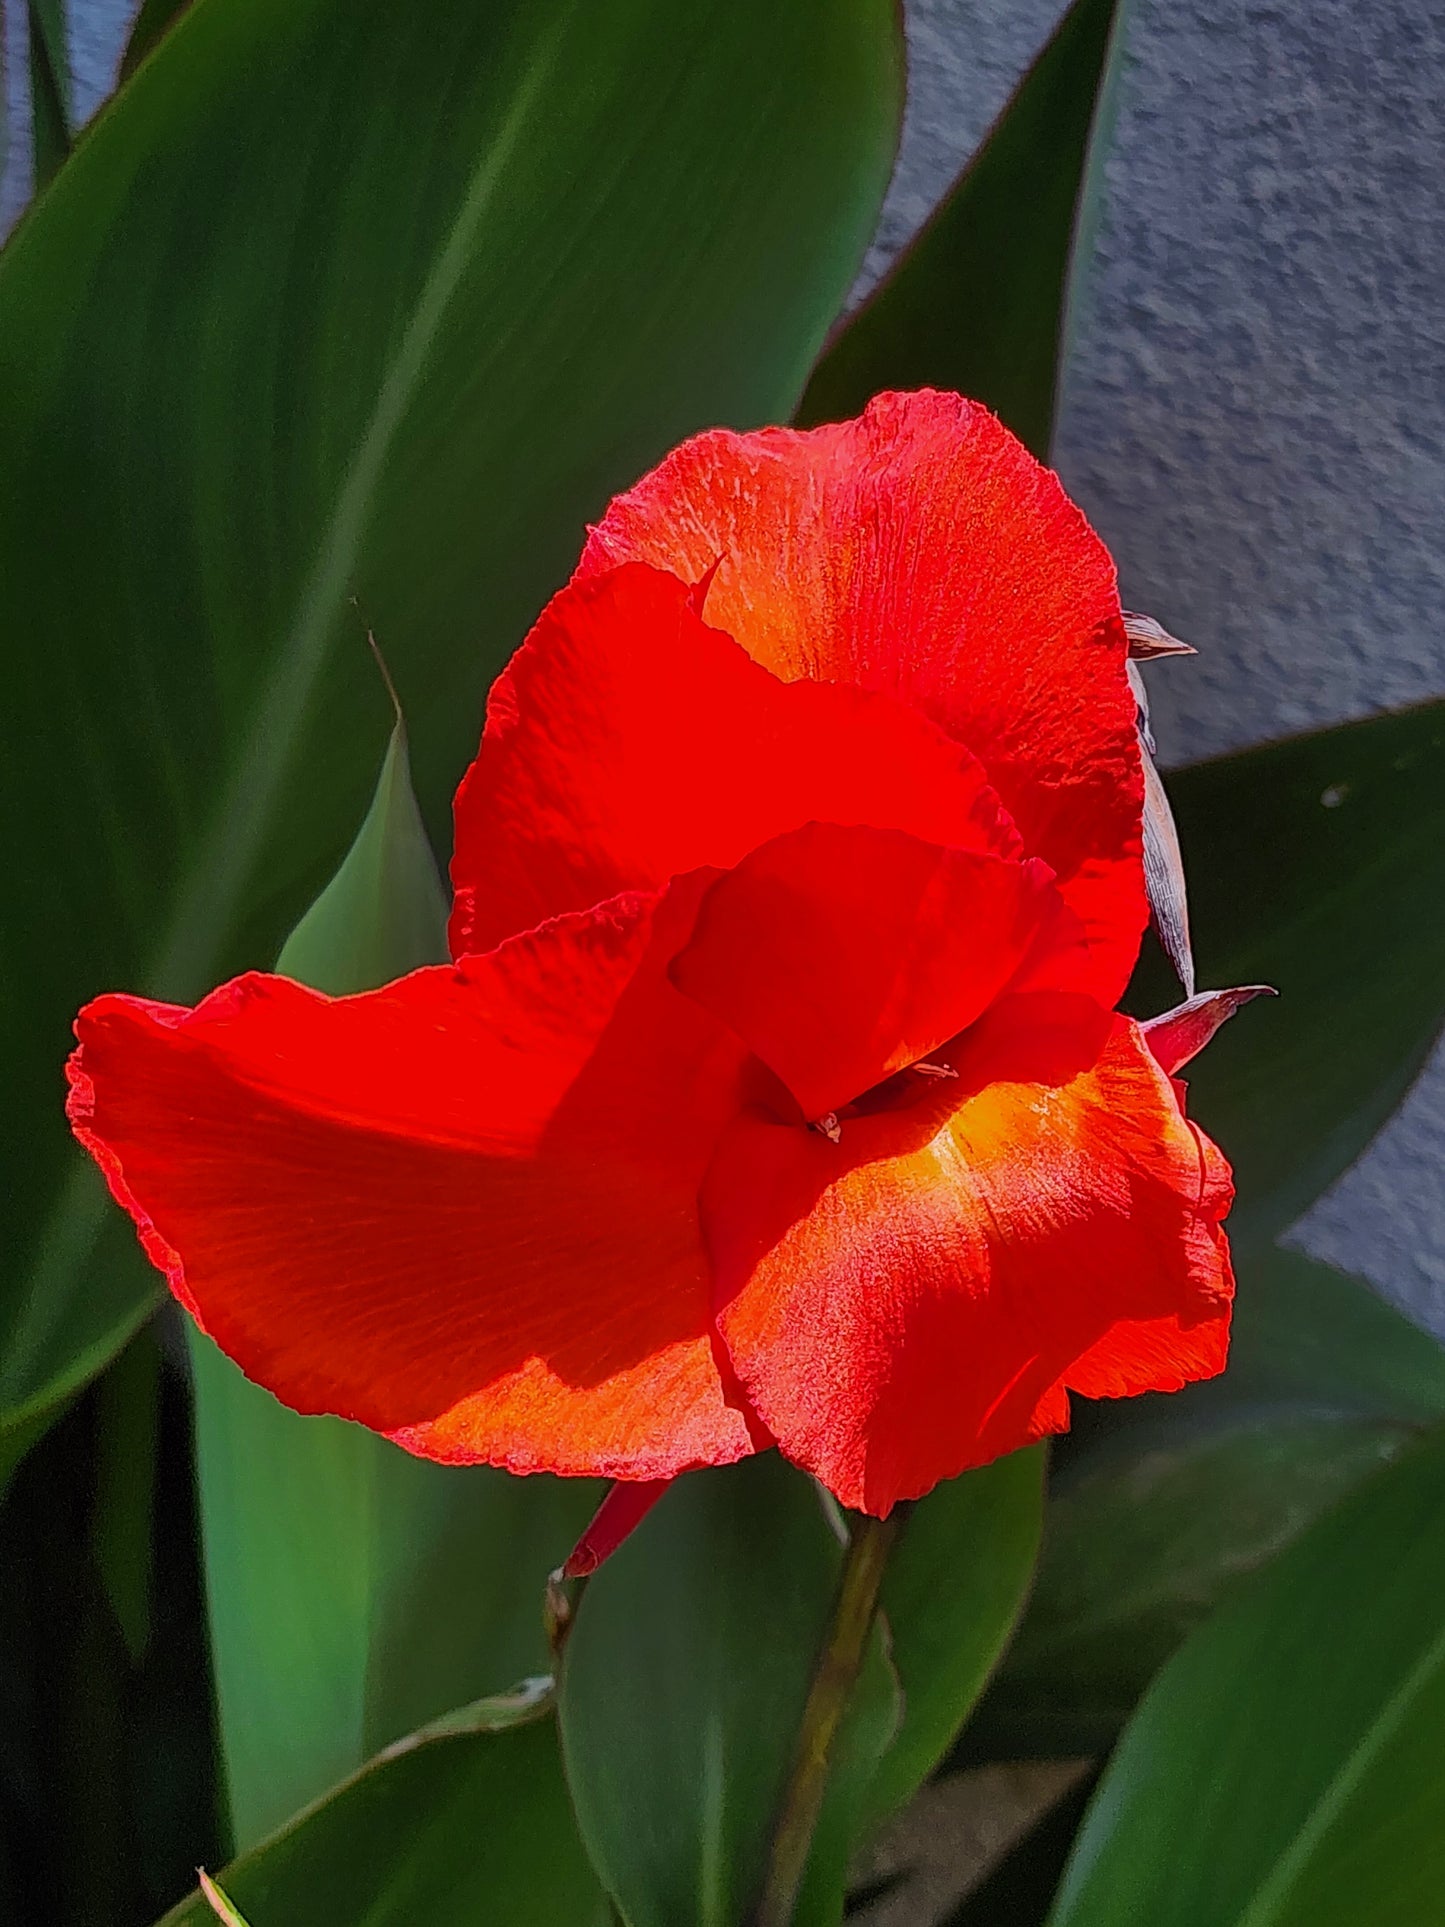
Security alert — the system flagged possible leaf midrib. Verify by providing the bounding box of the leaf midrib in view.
[1232,1617,1445,1927]
[6,15,571,1386]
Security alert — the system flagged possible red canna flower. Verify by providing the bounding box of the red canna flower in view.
[67,391,1252,1519]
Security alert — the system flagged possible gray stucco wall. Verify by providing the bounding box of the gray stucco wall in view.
[6,0,1444,1323]
[872,0,1445,1329]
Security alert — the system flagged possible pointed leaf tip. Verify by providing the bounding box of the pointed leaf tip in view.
[1143,985,1276,1075]
[1128,658,1196,995]
[198,1870,252,1927]
[275,720,449,995]
[1123,610,1196,659]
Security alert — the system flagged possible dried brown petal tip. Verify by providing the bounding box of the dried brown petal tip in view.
[1123,610,1196,659]
[1141,749,1196,998]
[1142,985,1276,1075]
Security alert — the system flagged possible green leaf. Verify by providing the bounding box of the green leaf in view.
[190,719,600,1848]
[558,1456,901,1927]
[119,0,191,80]
[26,0,73,191]
[987,1248,1445,1756]
[91,1322,162,1663]
[798,0,1124,454]
[867,1446,1044,1825]
[1129,699,1445,1248]
[0,0,902,1470]
[274,716,450,994]
[193,1337,601,1848]
[198,1872,251,1927]
[1049,1423,1445,1927]
[157,1700,608,1926]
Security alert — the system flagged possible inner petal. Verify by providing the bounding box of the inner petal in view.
[450,561,1020,958]
[668,820,1062,1122]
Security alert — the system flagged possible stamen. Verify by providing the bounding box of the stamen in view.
[808,1112,843,1144]
[911,1059,958,1079]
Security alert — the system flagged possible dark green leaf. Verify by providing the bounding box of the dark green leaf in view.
[190,719,599,1847]
[157,1704,608,1926]
[798,0,1122,454]
[91,1322,162,1663]
[26,0,72,191]
[119,0,191,80]
[0,0,901,1466]
[987,1248,1445,1756]
[867,1447,1044,1825]
[558,1456,901,1927]
[1129,699,1445,1248]
[1049,1424,1445,1927]
[1146,1241,1445,1430]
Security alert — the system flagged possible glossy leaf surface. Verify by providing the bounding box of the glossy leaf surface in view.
[558,1456,901,1927]
[158,1710,608,1926]
[868,1446,1044,1824]
[1129,699,1445,1247]
[799,0,1122,454]
[1050,1425,1445,1926]
[0,0,901,1465]
[194,1338,600,1847]
[990,1248,1445,1755]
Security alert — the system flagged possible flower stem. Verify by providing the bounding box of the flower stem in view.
[751,1507,903,1927]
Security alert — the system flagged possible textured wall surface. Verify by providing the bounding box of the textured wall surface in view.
[870,0,1445,1333]
[6,0,1445,1324]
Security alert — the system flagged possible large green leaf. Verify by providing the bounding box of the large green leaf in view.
[1129,699,1445,1248]
[1049,1423,1445,1927]
[0,0,902,1464]
[194,1338,601,1848]
[986,1247,1445,1756]
[798,0,1124,454]
[866,1446,1044,1825]
[158,1698,608,1926]
[558,1455,901,1927]
[191,719,600,1848]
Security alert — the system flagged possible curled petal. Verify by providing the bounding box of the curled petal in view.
[451,561,1016,958]
[68,884,762,1480]
[671,821,1061,1121]
[1143,985,1276,1075]
[705,997,1233,1515]
[581,390,1145,1003]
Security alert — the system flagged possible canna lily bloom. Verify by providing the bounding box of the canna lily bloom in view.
[67,391,1254,1519]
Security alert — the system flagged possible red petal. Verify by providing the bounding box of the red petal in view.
[670,821,1060,1121]
[68,885,761,1479]
[450,561,1016,958]
[562,1477,674,1578]
[705,997,1233,1515]
[580,391,1145,1003]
